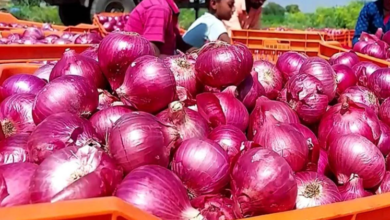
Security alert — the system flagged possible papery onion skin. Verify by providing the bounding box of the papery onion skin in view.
[22,27,44,40]
[276,51,307,81]
[74,32,102,44]
[97,89,124,110]
[380,98,390,126]
[29,145,123,203]
[28,112,102,163]
[378,122,390,156]
[108,111,179,174]
[328,134,385,188]
[231,148,297,217]
[191,194,235,220]
[98,32,154,90]
[338,86,379,114]
[32,75,99,125]
[376,171,390,194]
[196,92,249,131]
[80,44,99,61]
[248,96,299,140]
[253,123,309,172]
[156,101,210,142]
[368,68,390,100]
[89,106,133,141]
[352,62,380,87]
[362,43,387,59]
[332,64,357,95]
[0,74,46,101]
[171,138,230,197]
[329,52,360,68]
[195,41,253,88]
[33,63,54,82]
[251,60,283,100]
[338,175,373,201]
[0,134,29,165]
[295,171,341,209]
[317,149,333,178]
[236,71,265,111]
[116,55,176,114]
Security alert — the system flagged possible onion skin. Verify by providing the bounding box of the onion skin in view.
[376,171,390,194]
[171,138,230,197]
[98,32,154,90]
[195,41,253,88]
[29,145,123,203]
[338,175,373,201]
[251,60,283,100]
[80,45,99,61]
[97,89,124,110]
[253,123,309,172]
[295,171,341,209]
[332,64,357,95]
[196,92,249,131]
[22,27,44,40]
[0,74,46,101]
[231,148,297,217]
[28,112,102,163]
[236,71,265,111]
[352,62,380,87]
[33,63,54,82]
[108,111,180,174]
[328,134,385,189]
[378,121,390,156]
[191,194,235,220]
[276,51,307,81]
[317,149,334,180]
[32,75,99,125]
[362,43,387,59]
[380,98,390,126]
[248,96,299,140]
[329,52,360,68]
[0,134,29,165]
[368,68,390,100]
[338,86,379,114]
[116,55,176,114]
[156,101,210,142]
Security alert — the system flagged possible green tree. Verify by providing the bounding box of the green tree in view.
[285,4,300,14]
[262,2,286,16]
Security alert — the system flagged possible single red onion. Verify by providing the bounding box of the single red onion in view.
[191,194,235,220]
[44,34,60,44]
[0,134,29,165]
[80,44,99,61]
[231,148,297,217]
[299,57,337,101]
[380,98,390,126]
[7,33,21,43]
[376,171,390,194]
[0,74,46,101]
[338,174,373,201]
[236,71,265,111]
[276,51,307,80]
[33,63,54,82]
[196,92,249,131]
[32,75,99,124]
[74,32,102,44]
[378,121,390,156]
[98,32,154,90]
[248,96,299,140]
[97,89,123,110]
[368,68,390,100]
[328,134,385,188]
[251,60,283,100]
[157,101,210,142]
[318,100,381,150]
[61,32,75,40]
[353,41,371,53]
[329,52,360,68]
[28,112,102,163]
[22,27,44,40]
[29,145,123,203]
[116,55,176,114]
[107,111,180,174]
[295,171,341,209]
[332,64,357,95]
[53,38,71,45]
[42,23,54,31]
[362,43,387,59]
[338,86,379,114]
[115,165,204,220]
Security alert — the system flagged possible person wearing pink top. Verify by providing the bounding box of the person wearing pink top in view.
[124,0,192,57]
[223,0,266,35]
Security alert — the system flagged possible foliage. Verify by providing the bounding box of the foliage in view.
[7,3,62,24]
[263,2,285,16]
[285,4,300,14]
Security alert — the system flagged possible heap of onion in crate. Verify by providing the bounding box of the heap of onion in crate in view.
[1,31,390,219]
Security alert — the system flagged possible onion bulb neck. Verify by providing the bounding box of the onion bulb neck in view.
[302,181,321,198]
[182,208,204,220]
[167,101,187,124]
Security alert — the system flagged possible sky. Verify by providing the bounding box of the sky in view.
[267,0,373,13]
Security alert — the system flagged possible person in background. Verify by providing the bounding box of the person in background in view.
[353,0,390,46]
[223,0,265,35]
[124,0,193,57]
[182,0,235,48]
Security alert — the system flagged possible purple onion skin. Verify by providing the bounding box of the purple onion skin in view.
[191,194,235,220]
[368,68,390,100]
[353,62,380,87]
[33,64,55,82]
[332,64,357,95]
[338,86,379,114]
[329,52,360,68]
[0,134,29,165]
[376,171,390,194]
[251,60,283,100]
[276,51,307,81]
[380,98,390,126]
[338,176,373,201]
[378,121,390,156]
[236,71,266,111]
[0,74,46,101]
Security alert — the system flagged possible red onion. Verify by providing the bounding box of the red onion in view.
[338,174,373,201]
[32,75,99,124]
[80,44,99,61]
[248,96,299,140]
[376,171,390,194]
[97,89,123,110]
[253,123,309,172]
[53,38,71,45]
[23,39,38,45]
[360,32,381,43]
[108,111,180,174]
[236,71,265,110]
[380,98,390,126]
[61,32,75,40]
[0,74,46,101]
[22,27,44,40]
[378,121,390,156]
[299,57,337,100]
[196,92,249,131]
[0,176,6,203]
[29,145,123,203]
[0,94,35,138]
[74,32,102,44]
[317,149,333,178]
[332,64,357,95]
[295,171,341,209]
[0,134,29,165]
[222,86,237,96]
[191,194,235,220]
[28,112,102,163]
[42,23,54,31]
[353,41,370,53]
[283,73,328,124]
[368,68,390,100]
[33,63,54,82]
[0,162,38,207]
[116,55,176,114]
[195,41,253,88]
[276,51,307,80]
[157,101,210,142]
[90,106,133,141]
[231,148,297,217]
[251,60,283,99]
[338,86,379,114]
[115,165,203,220]
[164,54,202,97]
[318,100,381,150]
[362,43,387,59]
[44,34,60,44]
[7,33,20,43]
[98,32,154,90]
[328,134,385,188]
[171,138,229,197]
[329,52,360,68]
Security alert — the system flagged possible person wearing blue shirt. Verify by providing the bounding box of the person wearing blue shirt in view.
[353,0,390,46]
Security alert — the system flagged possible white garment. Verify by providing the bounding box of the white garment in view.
[182,12,228,48]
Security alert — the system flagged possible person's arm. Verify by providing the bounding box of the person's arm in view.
[218,33,231,43]
[353,5,370,46]
[209,20,231,44]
